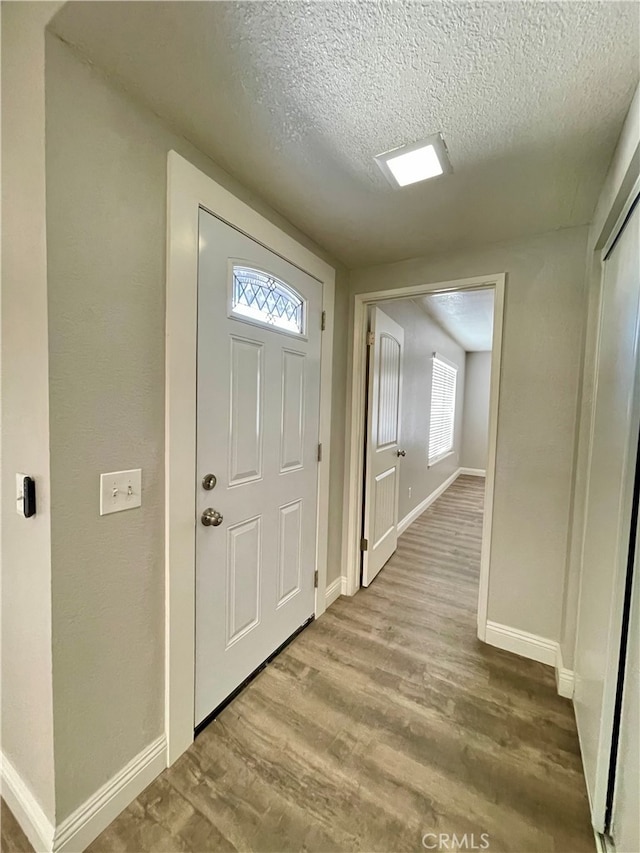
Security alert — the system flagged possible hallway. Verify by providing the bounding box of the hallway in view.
[5,476,593,852]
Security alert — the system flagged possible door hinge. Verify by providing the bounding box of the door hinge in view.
[317,442,323,462]
[367,331,375,346]
[314,570,319,588]
[360,537,368,551]
[321,310,326,331]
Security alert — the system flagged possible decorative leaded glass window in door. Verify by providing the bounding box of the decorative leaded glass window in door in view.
[231,266,305,335]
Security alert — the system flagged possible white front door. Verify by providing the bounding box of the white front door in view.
[362,307,405,586]
[573,197,640,827]
[195,208,322,726]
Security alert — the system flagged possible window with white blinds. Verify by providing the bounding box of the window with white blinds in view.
[428,353,457,466]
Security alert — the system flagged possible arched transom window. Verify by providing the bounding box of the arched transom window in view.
[231,265,305,335]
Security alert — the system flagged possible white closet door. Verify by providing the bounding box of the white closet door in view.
[573,198,640,829]
[610,521,639,853]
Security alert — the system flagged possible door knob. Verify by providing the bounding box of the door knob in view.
[201,508,223,527]
[396,449,406,457]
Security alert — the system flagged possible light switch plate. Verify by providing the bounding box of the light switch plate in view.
[100,469,142,516]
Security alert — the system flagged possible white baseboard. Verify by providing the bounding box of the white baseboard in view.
[53,735,166,852]
[555,646,575,699]
[325,576,344,607]
[458,467,486,477]
[3,736,166,853]
[1,752,55,852]
[484,620,557,667]
[484,623,575,701]
[397,469,461,535]
[556,668,575,700]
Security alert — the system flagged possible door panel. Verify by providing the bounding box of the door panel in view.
[278,500,303,605]
[226,517,261,646]
[280,350,306,472]
[574,199,640,828]
[377,334,401,446]
[373,467,398,548]
[229,337,263,485]
[362,308,404,586]
[195,209,322,726]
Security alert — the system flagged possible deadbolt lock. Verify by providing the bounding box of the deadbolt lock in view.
[202,473,217,491]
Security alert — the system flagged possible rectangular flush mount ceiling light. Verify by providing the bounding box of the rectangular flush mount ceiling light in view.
[375,133,452,188]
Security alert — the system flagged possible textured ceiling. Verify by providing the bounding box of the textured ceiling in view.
[50,1,639,268]
[419,289,494,352]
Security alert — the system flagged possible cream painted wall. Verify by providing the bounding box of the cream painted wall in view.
[561,83,640,671]
[44,35,346,820]
[461,352,491,471]
[350,226,588,641]
[1,1,63,825]
[379,301,465,523]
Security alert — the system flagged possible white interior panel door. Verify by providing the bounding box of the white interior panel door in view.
[362,307,404,586]
[195,208,322,726]
[574,198,640,828]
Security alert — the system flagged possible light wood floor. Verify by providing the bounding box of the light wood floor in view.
[2,476,594,852]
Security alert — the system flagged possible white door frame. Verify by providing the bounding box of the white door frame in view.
[165,151,335,765]
[342,273,506,641]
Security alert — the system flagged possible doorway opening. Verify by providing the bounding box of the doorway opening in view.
[342,274,505,640]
